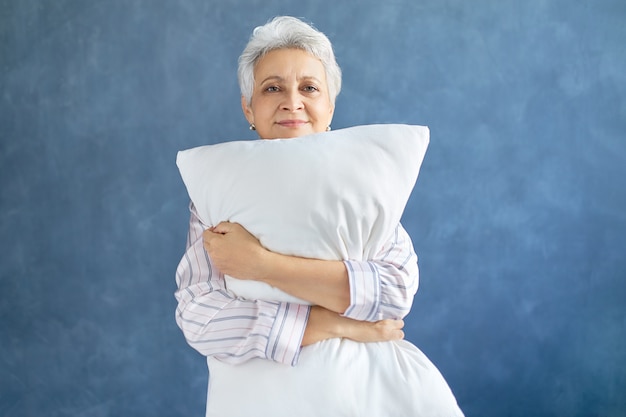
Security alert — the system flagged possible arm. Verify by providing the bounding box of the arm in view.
[204,222,419,322]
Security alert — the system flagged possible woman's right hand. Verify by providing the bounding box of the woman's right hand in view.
[301,306,404,347]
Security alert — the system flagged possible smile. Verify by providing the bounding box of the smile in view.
[277,120,308,128]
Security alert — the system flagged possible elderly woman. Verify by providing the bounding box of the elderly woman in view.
[175,16,463,416]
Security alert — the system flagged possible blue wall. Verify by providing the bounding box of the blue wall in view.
[1,1,624,416]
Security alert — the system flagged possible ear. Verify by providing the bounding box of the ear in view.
[241,96,254,125]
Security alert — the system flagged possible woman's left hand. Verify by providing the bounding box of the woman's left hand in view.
[202,221,269,280]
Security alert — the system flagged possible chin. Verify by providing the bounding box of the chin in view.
[273,127,314,139]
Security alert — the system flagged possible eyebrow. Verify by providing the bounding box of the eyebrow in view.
[258,75,323,85]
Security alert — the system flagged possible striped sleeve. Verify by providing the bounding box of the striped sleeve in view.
[343,223,419,322]
[174,203,310,366]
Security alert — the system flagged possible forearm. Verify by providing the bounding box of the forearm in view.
[301,306,404,346]
[259,224,419,322]
[256,250,351,314]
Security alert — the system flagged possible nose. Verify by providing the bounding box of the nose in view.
[281,89,304,112]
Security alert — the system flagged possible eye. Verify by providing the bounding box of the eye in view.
[264,85,280,93]
[302,85,319,93]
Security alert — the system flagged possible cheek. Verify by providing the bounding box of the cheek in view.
[316,103,333,122]
[250,100,272,121]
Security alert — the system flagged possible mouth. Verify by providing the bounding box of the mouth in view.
[277,119,308,128]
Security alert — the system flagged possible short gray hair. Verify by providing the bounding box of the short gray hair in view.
[238,16,342,105]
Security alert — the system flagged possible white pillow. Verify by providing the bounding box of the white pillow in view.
[176,124,463,417]
[177,124,428,304]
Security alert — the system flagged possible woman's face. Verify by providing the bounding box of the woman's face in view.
[242,48,335,139]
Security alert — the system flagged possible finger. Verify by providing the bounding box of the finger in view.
[202,228,221,244]
[211,221,232,234]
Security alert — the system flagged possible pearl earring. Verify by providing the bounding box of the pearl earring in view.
[326,126,331,131]
[249,123,256,131]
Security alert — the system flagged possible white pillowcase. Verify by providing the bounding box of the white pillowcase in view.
[177,124,429,304]
[177,124,463,416]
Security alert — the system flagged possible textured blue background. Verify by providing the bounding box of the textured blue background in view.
[1,1,625,416]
